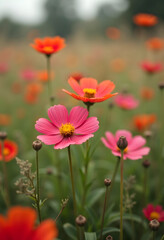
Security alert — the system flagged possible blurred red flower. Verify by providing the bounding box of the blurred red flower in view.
[141,61,162,74]
[0,206,58,239]
[133,13,158,27]
[133,114,156,131]
[0,114,11,126]
[106,27,121,40]
[146,38,164,51]
[37,70,54,83]
[69,72,84,82]
[140,87,154,100]
[31,37,66,56]
[143,204,164,222]
[0,140,18,162]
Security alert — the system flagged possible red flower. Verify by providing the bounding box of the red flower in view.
[143,204,164,222]
[69,72,84,82]
[106,27,121,40]
[133,114,156,131]
[62,77,117,103]
[31,37,66,56]
[0,206,58,239]
[146,38,164,51]
[0,140,18,162]
[141,61,162,74]
[133,13,158,27]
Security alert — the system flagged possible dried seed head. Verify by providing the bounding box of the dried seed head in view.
[144,130,152,138]
[75,215,87,227]
[117,136,128,150]
[158,82,164,90]
[142,159,151,168]
[104,178,111,187]
[106,235,113,240]
[149,219,160,231]
[0,131,7,140]
[32,140,42,151]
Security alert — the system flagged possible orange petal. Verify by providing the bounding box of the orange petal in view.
[68,77,83,95]
[34,220,58,240]
[80,78,98,90]
[96,80,115,97]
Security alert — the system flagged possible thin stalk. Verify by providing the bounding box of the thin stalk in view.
[152,231,155,240]
[79,227,85,240]
[120,151,124,240]
[67,146,77,217]
[36,151,42,222]
[100,185,109,240]
[46,55,54,105]
[1,140,10,208]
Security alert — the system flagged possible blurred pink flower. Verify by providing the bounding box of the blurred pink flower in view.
[141,61,162,74]
[20,69,36,81]
[0,62,8,74]
[35,105,99,149]
[114,94,139,110]
[101,130,150,160]
[143,204,164,222]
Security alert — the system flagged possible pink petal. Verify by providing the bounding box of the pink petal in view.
[69,106,88,128]
[37,134,63,145]
[80,78,98,90]
[155,205,163,213]
[128,136,146,151]
[54,137,74,149]
[68,77,84,95]
[126,147,150,160]
[111,150,127,159]
[115,130,132,143]
[35,118,59,135]
[96,80,115,97]
[75,117,99,134]
[105,132,117,148]
[48,105,68,128]
[71,134,94,144]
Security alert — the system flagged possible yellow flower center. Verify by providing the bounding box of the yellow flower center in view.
[59,123,75,137]
[43,46,54,53]
[3,148,10,156]
[117,146,128,153]
[83,88,96,98]
[150,211,160,220]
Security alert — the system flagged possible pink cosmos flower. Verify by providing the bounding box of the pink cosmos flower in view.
[141,61,162,74]
[143,204,164,222]
[20,69,36,81]
[35,105,99,149]
[114,94,139,110]
[101,130,150,160]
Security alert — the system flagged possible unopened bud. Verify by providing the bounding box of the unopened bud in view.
[75,215,87,227]
[32,140,42,151]
[104,178,111,187]
[149,219,160,231]
[158,82,164,90]
[106,235,113,240]
[0,131,7,140]
[142,159,151,168]
[117,136,128,150]
[144,130,152,138]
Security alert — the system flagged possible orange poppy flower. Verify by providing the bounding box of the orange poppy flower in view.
[0,140,18,162]
[0,206,58,240]
[37,70,54,83]
[62,77,117,103]
[106,27,121,40]
[31,36,66,56]
[140,87,154,100]
[133,13,158,27]
[0,114,11,126]
[146,38,164,50]
[133,114,156,131]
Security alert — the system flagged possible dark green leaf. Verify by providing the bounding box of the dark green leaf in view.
[84,232,97,240]
[63,223,76,240]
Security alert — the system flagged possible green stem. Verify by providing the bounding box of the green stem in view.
[36,151,42,222]
[67,146,77,217]
[152,231,155,240]
[100,185,109,240]
[46,55,54,106]
[79,226,85,240]
[1,140,10,208]
[120,151,124,240]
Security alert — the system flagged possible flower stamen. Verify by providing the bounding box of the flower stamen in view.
[42,46,54,54]
[83,88,96,98]
[150,211,160,220]
[3,148,10,156]
[117,146,128,153]
[59,123,75,137]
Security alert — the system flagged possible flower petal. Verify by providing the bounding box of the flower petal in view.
[128,136,146,151]
[69,106,88,128]
[33,220,58,240]
[96,80,115,97]
[68,77,83,95]
[80,78,98,90]
[35,118,59,135]
[115,130,132,143]
[48,105,68,127]
[105,132,117,148]
[126,147,150,160]
[75,117,99,134]
[54,137,74,149]
[37,135,63,145]
[71,134,94,144]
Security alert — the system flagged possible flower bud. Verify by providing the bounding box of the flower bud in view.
[142,159,151,168]
[0,131,7,140]
[46,168,53,175]
[158,82,164,90]
[106,235,113,240]
[32,140,42,151]
[117,136,128,150]
[75,215,87,227]
[104,178,111,187]
[149,219,160,231]
[144,130,152,139]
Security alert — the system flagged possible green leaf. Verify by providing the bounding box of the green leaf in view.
[63,223,76,240]
[97,227,120,237]
[87,188,105,207]
[160,235,164,240]
[84,232,97,240]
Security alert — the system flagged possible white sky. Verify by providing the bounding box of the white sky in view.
[0,0,125,24]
